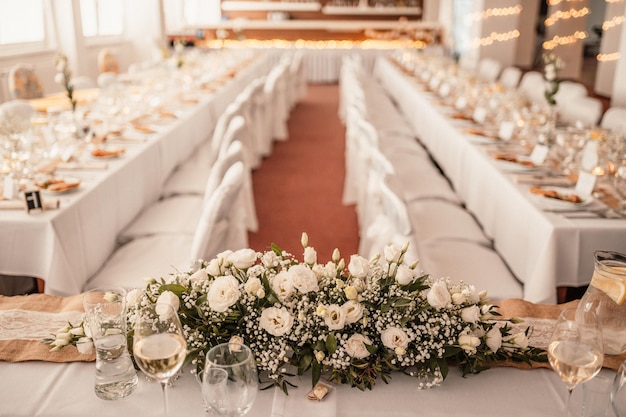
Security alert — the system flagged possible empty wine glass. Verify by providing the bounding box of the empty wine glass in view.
[613,358,626,417]
[133,303,187,415]
[548,308,604,417]
[201,342,258,417]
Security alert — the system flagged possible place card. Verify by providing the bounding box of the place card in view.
[575,171,597,198]
[24,190,43,213]
[306,382,332,401]
[530,144,550,166]
[498,121,515,142]
[472,107,487,124]
[3,176,17,200]
[580,140,599,173]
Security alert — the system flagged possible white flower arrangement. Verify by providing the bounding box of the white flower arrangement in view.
[54,52,77,112]
[542,52,564,106]
[44,233,546,393]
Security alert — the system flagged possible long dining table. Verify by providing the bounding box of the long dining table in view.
[0,50,275,296]
[372,55,626,305]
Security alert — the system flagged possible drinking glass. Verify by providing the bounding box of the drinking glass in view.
[133,303,187,415]
[548,308,604,417]
[613,359,626,417]
[201,342,258,417]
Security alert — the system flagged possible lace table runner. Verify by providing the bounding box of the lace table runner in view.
[0,309,83,341]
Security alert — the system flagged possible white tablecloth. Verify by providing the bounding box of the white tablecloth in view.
[0,52,275,296]
[0,360,615,417]
[373,56,626,304]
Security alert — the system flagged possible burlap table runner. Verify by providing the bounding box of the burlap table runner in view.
[1,294,623,370]
[0,293,95,362]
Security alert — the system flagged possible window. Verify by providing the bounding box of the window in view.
[80,0,124,37]
[0,0,46,45]
[164,0,221,32]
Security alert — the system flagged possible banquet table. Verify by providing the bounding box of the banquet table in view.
[372,56,626,304]
[0,51,275,296]
[0,360,617,417]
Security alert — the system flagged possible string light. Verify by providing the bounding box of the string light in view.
[471,5,522,20]
[475,30,520,47]
[544,7,590,26]
[605,0,624,3]
[547,0,585,5]
[602,15,625,31]
[597,52,620,62]
[542,30,587,50]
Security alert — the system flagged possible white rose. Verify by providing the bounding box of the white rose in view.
[303,247,317,265]
[503,332,529,350]
[461,305,481,323]
[125,288,143,307]
[427,280,451,309]
[206,258,222,276]
[345,334,372,359]
[229,335,244,352]
[324,304,346,330]
[458,331,481,354]
[464,285,480,304]
[244,277,263,296]
[544,64,556,81]
[381,327,409,351]
[384,244,402,264]
[485,327,502,353]
[451,292,466,305]
[76,337,94,355]
[189,268,209,284]
[395,264,415,285]
[271,271,295,301]
[344,285,358,300]
[261,251,280,268]
[54,72,65,85]
[207,276,241,312]
[228,249,257,269]
[289,264,319,293]
[156,291,180,316]
[343,300,363,325]
[259,307,293,336]
[348,255,370,279]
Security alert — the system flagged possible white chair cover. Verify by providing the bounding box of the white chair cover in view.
[498,66,522,90]
[476,58,502,83]
[555,81,588,103]
[263,62,290,142]
[97,72,118,90]
[600,106,626,133]
[71,76,96,90]
[518,71,547,105]
[558,96,603,128]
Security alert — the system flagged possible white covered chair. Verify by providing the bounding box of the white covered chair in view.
[601,106,626,133]
[71,75,97,90]
[558,96,604,128]
[118,140,247,244]
[263,62,290,142]
[418,240,523,301]
[97,72,118,90]
[288,50,306,109]
[476,58,502,83]
[85,162,247,291]
[555,81,588,103]
[518,71,547,105]
[498,66,522,90]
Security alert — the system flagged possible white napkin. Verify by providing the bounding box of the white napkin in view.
[0,198,60,210]
[513,174,573,187]
[271,380,336,417]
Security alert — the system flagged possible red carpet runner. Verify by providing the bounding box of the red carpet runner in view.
[248,84,360,262]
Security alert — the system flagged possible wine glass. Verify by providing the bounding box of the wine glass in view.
[548,308,604,417]
[133,303,187,415]
[201,342,258,417]
[613,358,626,417]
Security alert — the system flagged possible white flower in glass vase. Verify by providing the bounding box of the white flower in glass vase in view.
[542,52,564,106]
[53,52,76,112]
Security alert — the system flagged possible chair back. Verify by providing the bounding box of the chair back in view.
[601,106,626,133]
[8,64,43,99]
[498,66,522,90]
[98,48,120,74]
[477,58,502,82]
[190,162,246,261]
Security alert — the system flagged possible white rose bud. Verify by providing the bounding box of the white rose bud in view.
[337,258,345,271]
[126,288,142,307]
[315,351,325,362]
[344,285,358,300]
[384,244,402,264]
[458,332,481,354]
[485,327,502,353]
[244,277,263,297]
[316,305,328,318]
[395,346,406,356]
[332,248,340,263]
[303,246,317,265]
[156,290,180,315]
[348,255,370,279]
[206,258,222,276]
[229,335,244,352]
[228,248,257,270]
[301,232,309,248]
[451,292,466,305]
[395,264,415,285]
[69,326,85,336]
[76,337,94,355]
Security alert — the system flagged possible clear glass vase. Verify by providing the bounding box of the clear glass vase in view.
[577,250,626,355]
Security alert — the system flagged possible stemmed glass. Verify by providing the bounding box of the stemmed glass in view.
[613,358,626,417]
[201,342,258,417]
[133,304,187,415]
[548,308,604,416]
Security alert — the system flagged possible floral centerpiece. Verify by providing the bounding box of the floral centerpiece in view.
[54,52,77,112]
[542,52,564,107]
[45,234,546,393]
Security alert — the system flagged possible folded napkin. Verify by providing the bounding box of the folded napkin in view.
[0,293,94,362]
[495,298,626,371]
[0,199,60,210]
[513,174,574,187]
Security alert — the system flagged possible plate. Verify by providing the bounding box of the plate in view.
[36,177,81,194]
[492,154,536,172]
[528,186,592,210]
[91,147,125,159]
